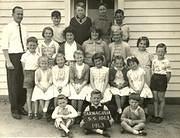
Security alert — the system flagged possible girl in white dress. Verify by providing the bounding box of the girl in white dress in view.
[52,53,70,107]
[69,50,90,117]
[32,56,54,119]
[109,56,130,114]
[86,53,112,104]
[127,56,153,114]
[133,36,153,86]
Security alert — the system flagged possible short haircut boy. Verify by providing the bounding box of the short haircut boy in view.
[115,9,124,17]
[156,43,167,52]
[91,89,102,98]
[129,93,140,102]
[27,36,38,44]
[76,2,86,9]
[57,94,67,101]
[51,10,61,18]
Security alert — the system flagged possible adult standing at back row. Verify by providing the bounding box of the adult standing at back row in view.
[1,6,28,119]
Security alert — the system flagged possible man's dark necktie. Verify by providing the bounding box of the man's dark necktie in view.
[18,23,25,52]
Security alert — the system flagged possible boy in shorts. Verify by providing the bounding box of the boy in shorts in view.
[121,93,147,136]
[21,36,40,119]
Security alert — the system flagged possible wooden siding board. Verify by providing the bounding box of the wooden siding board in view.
[0,9,65,16]
[0,1,65,9]
[125,9,180,16]
[124,17,180,24]
[129,24,180,31]
[0,17,65,24]
[125,1,180,9]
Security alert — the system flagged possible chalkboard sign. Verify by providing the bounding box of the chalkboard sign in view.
[83,110,111,129]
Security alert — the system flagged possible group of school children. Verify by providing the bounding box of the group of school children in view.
[20,2,171,138]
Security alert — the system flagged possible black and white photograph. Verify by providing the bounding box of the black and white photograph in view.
[0,0,180,137]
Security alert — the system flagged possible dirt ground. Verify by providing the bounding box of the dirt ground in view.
[0,101,180,138]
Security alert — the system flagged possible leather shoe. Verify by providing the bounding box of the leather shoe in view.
[19,108,28,116]
[12,113,21,120]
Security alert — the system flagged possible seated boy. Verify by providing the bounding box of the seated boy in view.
[80,89,113,138]
[52,94,78,138]
[121,93,147,136]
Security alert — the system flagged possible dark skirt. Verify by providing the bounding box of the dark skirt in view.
[150,74,167,92]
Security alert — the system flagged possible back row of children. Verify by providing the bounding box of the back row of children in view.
[20,1,171,137]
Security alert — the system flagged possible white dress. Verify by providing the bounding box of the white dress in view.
[127,67,153,98]
[110,69,130,96]
[37,40,59,57]
[52,65,70,97]
[86,66,112,103]
[31,68,54,101]
[69,63,89,100]
[133,49,153,86]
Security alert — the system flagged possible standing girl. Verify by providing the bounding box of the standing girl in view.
[133,36,153,86]
[87,53,112,104]
[127,56,153,115]
[109,56,129,115]
[109,29,131,64]
[70,2,92,45]
[58,26,82,65]
[31,56,54,119]
[69,50,90,118]
[82,26,110,67]
[21,37,40,119]
[52,53,70,107]
[150,43,171,123]
[38,27,59,57]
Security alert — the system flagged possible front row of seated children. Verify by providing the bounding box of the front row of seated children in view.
[21,36,171,137]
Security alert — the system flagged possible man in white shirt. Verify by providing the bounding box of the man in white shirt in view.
[1,6,28,119]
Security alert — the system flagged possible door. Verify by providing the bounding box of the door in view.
[73,0,115,21]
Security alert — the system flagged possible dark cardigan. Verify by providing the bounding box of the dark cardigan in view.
[58,42,83,55]
[109,67,129,87]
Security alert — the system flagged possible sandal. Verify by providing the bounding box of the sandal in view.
[34,113,41,120]
[28,113,33,120]
[138,130,147,136]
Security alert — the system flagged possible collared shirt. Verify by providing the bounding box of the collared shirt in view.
[109,41,132,61]
[121,106,145,121]
[37,40,59,57]
[84,103,109,112]
[82,39,109,66]
[21,50,40,70]
[152,57,171,75]
[51,24,65,43]
[111,23,130,42]
[75,15,87,24]
[1,21,28,53]
[64,41,77,61]
[51,104,78,119]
